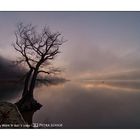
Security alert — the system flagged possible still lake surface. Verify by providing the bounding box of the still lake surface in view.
[1,80,140,128]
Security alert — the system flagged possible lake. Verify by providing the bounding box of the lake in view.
[1,80,140,128]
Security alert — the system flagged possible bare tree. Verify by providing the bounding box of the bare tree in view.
[13,23,65,111]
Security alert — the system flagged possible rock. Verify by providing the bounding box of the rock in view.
[0,102,25,127]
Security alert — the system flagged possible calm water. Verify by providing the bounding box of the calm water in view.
[1,80,140,128]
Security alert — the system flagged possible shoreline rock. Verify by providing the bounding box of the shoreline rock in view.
[0,102,26,127]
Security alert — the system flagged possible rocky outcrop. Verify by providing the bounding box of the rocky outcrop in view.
[0,102,25,128]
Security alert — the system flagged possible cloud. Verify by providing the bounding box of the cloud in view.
[0,56,23,80]
[94,69,140,80]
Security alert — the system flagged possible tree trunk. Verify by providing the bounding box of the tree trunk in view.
[15,67,42,112]
[28,68,38,97]
[22,68,33,97]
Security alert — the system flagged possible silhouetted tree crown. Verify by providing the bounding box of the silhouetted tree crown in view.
[13,23,65,74]
[13,23,65,111]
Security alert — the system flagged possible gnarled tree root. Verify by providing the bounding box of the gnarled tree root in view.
[15,95,42,112]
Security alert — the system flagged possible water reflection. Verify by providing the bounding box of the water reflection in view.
[21,110,36,125]
[1,80,140,128]
[82,80,140,92]
[33,80,140,128]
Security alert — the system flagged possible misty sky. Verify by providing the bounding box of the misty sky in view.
[0,12,140,80]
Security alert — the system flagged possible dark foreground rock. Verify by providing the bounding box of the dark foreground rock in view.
[0,102,25,127]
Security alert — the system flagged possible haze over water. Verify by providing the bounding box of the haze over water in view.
[26,80,140,128]
[0,12,140,128]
